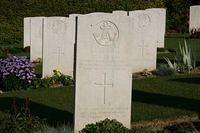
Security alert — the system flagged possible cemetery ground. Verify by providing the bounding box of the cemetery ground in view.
[0,36,200,132]
[0,73,199,132]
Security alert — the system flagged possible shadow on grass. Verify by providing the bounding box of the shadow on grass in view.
[169,77,200,84]
[133,90,200,113]
[0,97,73,125]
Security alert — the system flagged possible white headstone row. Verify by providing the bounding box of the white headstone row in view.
[24,17,44,62]
[129,8,166,72]
[23,16,77,77]
[23,9,166,133]
[190,5,200,33]
[23,8,166,77]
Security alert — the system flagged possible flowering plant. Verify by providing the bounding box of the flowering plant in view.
[50,69,73,86]
[0,56,36,91]
[0,56,36,83]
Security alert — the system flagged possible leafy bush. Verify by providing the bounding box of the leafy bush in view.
[0,46,25,59]
[165,0,191,33]
[156,64,175,76]
[29,70,73,89]
[0,56,36,91]
[29,77,51,89]
[0,74,26,91]
[80,118,131,133]
[0,98,42,133]
[50,69,73,86]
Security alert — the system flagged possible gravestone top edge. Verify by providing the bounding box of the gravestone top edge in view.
[190,5,200,8]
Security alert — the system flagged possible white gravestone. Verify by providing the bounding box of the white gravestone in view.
[23,17,31,48]
[112,10,128,16]
[30,17,45,62]
[74,13,133,132]
[42,17,74,78]
[129,10,157,72]
[146,8,166,48]
[190,6,200,33]
[69,14,82,18]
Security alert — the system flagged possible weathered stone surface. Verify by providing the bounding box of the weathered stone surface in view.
[23,17,31,48]
[146,8,166,48]
[190,6,200,32]
[129,10,157,72]
[30,17,44,62]
[112,10,127,16]
[74,13,132,132]
[42,17,74,77]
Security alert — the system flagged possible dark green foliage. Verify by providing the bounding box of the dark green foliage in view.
[156,64,175,76]
[0,0,198,46]
[80,118,131,133]
[164,0,191,33]
[29,70,73,89]
[30,77,51,89]
[157,48,168,52]
[0,46,26,59]
[0,0,164,46]
[50,70,73,86]
[163,122,198,133]
[0,98,43,133]
[0,74,199,125]
[0,74,27,91]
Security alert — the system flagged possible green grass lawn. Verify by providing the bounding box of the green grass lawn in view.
[0,36,200,125]
[157,37,200,65]
[0,73,199,125]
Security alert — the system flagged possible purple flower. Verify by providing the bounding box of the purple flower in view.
[0,56,36,83]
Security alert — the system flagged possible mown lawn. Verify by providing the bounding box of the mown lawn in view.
[0,73,199,124]
[157,37,200,66]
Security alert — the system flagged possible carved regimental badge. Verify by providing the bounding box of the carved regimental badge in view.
[138,14,151,29]
[92,20,119,46]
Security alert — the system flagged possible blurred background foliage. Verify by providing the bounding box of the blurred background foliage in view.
[0,0,199,46]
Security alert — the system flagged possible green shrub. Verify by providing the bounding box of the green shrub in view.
[165,0,191,33]
[0,114,42,133]
[0,98,43,133]
[0,74,26,91]
[80,118,131,133]
[156,64,175,76]
[29,70,73,89]
[0,46,25,59]
[50,69,73,87]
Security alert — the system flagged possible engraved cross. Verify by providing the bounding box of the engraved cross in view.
[53,47,64,66]
[95,73,113,104]
[138,40,148,56]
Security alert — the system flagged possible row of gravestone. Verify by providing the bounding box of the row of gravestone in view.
[190,5,200,32]
[24,9,166,79]
[24,10,166,132]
